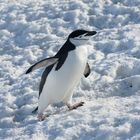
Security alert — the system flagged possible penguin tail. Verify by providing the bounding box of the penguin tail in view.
[32,106,38,114]
[26,57,58,74]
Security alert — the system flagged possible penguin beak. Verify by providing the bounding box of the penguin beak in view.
[85,31,97,36]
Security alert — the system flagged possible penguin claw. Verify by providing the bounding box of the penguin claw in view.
[68,101,85,110]
[37,113,49,121]
[37,113,45,121]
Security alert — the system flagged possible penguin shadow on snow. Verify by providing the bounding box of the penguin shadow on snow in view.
[13,106,34,122]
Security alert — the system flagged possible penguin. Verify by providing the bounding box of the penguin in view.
[26,29,97,120]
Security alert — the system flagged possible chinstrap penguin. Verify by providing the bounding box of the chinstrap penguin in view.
[26,29,97,121]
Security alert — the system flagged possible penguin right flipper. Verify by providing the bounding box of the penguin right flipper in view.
[26,57,58,74]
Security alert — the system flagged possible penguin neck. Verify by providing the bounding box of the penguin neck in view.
[55,39,76,57]
[65,39,76,51]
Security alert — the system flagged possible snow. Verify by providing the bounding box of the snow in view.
[0,0,140,139]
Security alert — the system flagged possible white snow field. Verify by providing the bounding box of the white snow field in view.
[0,0,140,139]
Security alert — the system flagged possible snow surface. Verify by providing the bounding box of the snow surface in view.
[0,0,140,139]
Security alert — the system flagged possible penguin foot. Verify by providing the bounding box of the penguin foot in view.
[37,113,49,121]
[37,113,45,121]
[67,101,84,110]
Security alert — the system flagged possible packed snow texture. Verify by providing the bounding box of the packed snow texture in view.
[0,0,140,139]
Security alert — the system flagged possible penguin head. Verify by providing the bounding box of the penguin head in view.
[68,29,97,46]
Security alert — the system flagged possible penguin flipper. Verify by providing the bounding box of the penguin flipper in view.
[84,62,91,78]
[26,57,58,74]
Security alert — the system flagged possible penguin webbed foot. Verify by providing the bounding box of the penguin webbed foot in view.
[37,113,46,121]
[38,113,44,121]
[67,101,84,110]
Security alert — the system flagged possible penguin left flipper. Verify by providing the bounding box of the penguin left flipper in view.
[26,57,58,74]
[84,62,91,78]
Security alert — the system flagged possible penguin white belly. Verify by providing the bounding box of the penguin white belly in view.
[38,45,88,113]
